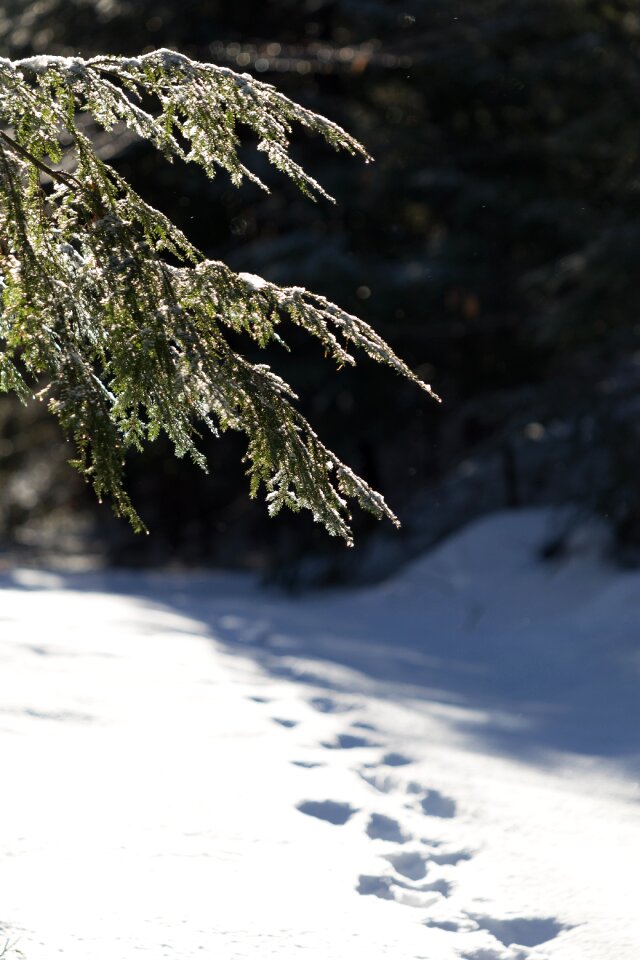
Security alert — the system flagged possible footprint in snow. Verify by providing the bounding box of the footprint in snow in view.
[294,721,566,955]
[383,844,471,878]
[383,849,428,881]
[357,873,450,909]
[361,768,431,793]
[356,769,566,954]
[366,813,409,843]
[271,717,299,728]
[352,763,471,915]
[418,788,456,819]
[429,848,472,866]
[381,751,413,767]
[469,914,568,950]
[308,696,356,714]
[296,799,357,826]
[362,750,414,769]
[321,732,381,750]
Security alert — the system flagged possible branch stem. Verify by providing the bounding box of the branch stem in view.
[0,128,83,191]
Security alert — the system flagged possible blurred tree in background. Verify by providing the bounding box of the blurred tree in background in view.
[2,0,640,577]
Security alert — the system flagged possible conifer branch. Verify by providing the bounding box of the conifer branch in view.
[0,49,438,543]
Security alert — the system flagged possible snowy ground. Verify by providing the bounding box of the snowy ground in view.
[0,509,639,960]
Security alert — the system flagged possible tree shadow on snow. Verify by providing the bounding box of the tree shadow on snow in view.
[3,510,640,769]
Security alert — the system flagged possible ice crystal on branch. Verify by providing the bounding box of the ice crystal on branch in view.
[0,49,439,543]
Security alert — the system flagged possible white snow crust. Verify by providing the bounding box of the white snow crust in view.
[238,271,269,291]
[0,508,638,960]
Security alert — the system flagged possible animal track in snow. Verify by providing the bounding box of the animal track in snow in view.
[296,799,357,826]
[308,696,356,714]
[384,780,457,818]
[348,750,479,923]
[383,849,428,881]
[425,918,466,933]
[292,716,566,958]
[429,847,472,866]
[366,813,410,843]
[383,843,471,880]
[291,760,324,769]
[381,751,413,767]
[356,874,396,901]
[360,770,456,824]
[357,873,450,909]
[360,770,403,794]
[418,789,456,819]
[362,752,415,771]
[471,915,567,949]
[271,717,298,728]
[321,732,381,750]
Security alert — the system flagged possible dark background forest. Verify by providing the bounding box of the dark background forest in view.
[1,0,640,583]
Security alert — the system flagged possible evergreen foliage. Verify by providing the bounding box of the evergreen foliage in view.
[0,48,438,544]
[6,1,640,568]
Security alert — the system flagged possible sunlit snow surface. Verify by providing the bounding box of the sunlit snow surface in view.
[1,509,639,960]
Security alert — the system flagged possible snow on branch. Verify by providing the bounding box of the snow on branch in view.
[0,49,438,542]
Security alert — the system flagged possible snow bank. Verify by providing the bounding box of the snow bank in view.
[0,509,638,960]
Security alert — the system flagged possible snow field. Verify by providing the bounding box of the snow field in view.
[1,510,639,959]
